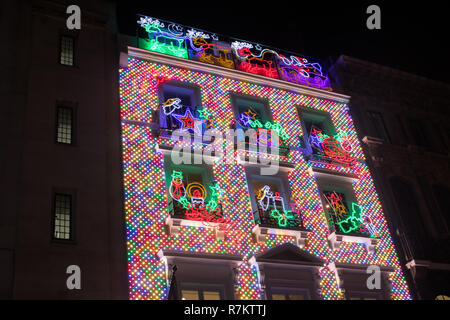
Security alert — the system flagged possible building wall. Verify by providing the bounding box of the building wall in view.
[0,0,128,299]
[330,55,450,299]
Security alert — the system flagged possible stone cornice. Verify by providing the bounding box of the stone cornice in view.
[126,46,351,104]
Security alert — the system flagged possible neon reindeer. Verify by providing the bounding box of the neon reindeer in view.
[232,42,279,78]
[191,37,235,69]
[141,21,187,58]
[278,55,332,90]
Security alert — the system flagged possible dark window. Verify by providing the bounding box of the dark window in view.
[428,123,448,154]
[432,185,450,233]
[367,111,391,143]
[53,194,72,240]
[60,36,74,66]
[408,119,428,149]
[164,156,216,219]
[56,106,73,144]
[389,177,427,257]
[394,114,409,146]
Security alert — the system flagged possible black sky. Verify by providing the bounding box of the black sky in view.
[116,1,450,84]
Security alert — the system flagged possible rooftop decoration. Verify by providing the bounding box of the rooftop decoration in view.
[137,14,332,91]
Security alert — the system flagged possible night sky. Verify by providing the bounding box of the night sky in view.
[116,1,449,84]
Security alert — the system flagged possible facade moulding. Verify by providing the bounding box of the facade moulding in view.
[125,47,351,104]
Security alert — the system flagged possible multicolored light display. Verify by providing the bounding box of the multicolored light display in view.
[119,57,411,300]
[136,15,332,91]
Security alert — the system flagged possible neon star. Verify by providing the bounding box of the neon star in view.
[197,108,212,120]
[309,132,322,149]
[326,192,342,207]
[239,113,252,126]
[244,109,257,120]
[171,108,204,134]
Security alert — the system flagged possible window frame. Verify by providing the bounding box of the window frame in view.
[269,286,311,300]
[297,107,337,153]
[59,34,76,67]
[316,175,364,236]
[163,155,216,218]
[230,93,273,129]
[55,105,76,145]
[180,282,225,300]
[366,110,391,143]
[245,167,297,229]
[158,81,202,133]
[51,190,76,243]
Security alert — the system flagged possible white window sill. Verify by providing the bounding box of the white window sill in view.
[328,232,380,253]
[252,225,311,248]
[165,216,227,240]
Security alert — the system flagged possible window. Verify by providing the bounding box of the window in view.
[158,82,202,134]
[367,111,391,143]
[298,108,336,153]
[340,269,390,300]
[432,184,450,234]
[317,175,374,237]
[56,106,73,144]
[246,168,301,229]
[60,36,74,66]
[180,286,223,300]
[389,177,427,257]
[408,118,428,149]
[348,295,378,300]
[164,156,217,220]
[53,193,72,240]
[230,95,289,153]
[232,95,272,130]
[166,257,235,300]
[299,109,335,138]
[270,288,309,300]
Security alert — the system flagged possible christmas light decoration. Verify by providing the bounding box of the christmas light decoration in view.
[120,57,411,300]
[137,15,332,91]
[309,126,356,167]
[168,170,231,231]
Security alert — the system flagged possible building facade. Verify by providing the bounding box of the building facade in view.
[118,15,411,300]
[329,56,450,300]
[3,0,434,300]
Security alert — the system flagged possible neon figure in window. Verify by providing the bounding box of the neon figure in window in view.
[161,98,214,136]
[308,125,356,167]
[254,185,302,228]
[237,107,289,152]
[323,191,378,237]
[168,170,231,231]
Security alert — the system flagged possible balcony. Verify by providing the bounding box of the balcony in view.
[252,207,310,248]
[164,199,228,240]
